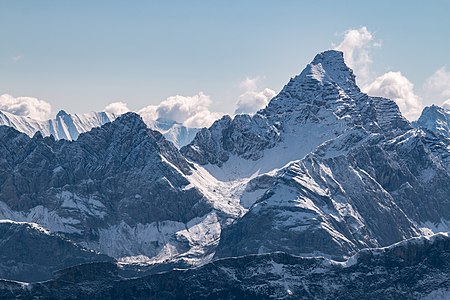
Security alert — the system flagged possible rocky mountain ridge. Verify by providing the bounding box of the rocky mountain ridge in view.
[0,49,449,299]
[1,233,448,299]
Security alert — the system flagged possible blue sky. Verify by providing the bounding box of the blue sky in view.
[1,1,449,122]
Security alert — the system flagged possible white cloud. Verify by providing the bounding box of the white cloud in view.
[239,77,259,92]
[235,88,276,114]
[335,27,425,120]
[104,101,130,115]
[0,94,52,120]
[138,92,222,128]
[335,27,378,86]
[138,105,158,124]
[365,72,422,120]
[423,67,450,101]
[234,77,276,114]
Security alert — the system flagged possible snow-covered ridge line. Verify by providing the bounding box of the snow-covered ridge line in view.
[0,109,200,147]
[0,109,116,141]
[413,104,450,139]
[0,219,51,235]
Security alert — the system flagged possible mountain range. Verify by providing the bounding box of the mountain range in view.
[0,50,449,299]
[0,109,199,148]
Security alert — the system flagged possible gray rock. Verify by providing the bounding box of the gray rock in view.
[0,233,448,299]
[0,221,112,282]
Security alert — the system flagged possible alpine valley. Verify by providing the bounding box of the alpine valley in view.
[0,50,449,299]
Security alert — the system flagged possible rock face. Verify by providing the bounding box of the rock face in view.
[1,233,448,299]
[181,114,280,166]
[0,113,215,261]
[182,51,410,169]
[181,50,450,260]
[0,49,450,297]
[215,125,450,259]
[0,220,112,282]
[413,104,450,138]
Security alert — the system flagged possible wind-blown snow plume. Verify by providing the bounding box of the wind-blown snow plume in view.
[365,72,422,120]
[104,102,130,115]
[0,94,52,120]
[235,77,276,114]
[139,92,222,128]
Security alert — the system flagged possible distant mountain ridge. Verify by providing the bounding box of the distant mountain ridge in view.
[0,109,116,141]
[0,109,200,147]
[413,104,450,139]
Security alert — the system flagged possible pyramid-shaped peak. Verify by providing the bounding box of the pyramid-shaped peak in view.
[275,49,360,103]
[56,110,69,118]
[111,112,147,129]
[307,50,358,90]
[417,105,450,123]
[426,104,449,113]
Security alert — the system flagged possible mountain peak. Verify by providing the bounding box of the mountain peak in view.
[113,112,147,128]
[311,49,345,65]
[413,104,450,138]
[56,110,69,118]
[264,49,361,117]
[272,49,360,106]
[303,50,358,91]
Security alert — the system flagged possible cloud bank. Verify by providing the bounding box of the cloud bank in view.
[0,94,52,120]
[104,102,130,115]
[137,92,223,128]
[235,88,276,114]
[335,26,378,87]
[235,77,276,114]
[423,67,450,102]
[365,72,422,120]
[335,27,422,120]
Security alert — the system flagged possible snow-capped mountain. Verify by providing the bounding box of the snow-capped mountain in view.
[413,104,450,139]
[0,109,116,141]
[146,118,201,148]
[0,113,241,271]
[0,49,449,296]
[0,110,199,147]
[182,50,450,260]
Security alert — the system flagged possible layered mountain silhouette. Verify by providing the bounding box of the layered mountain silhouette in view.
[0,50,449,298]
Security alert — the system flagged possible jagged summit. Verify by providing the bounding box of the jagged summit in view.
[110,111,146,128]
[183,49,408,169]
[413,104,450,138]
[275,50,360,102]
[0,109,116,141]
[56,110,69,118]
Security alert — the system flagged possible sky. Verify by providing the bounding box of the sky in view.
[1,0,450,124]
